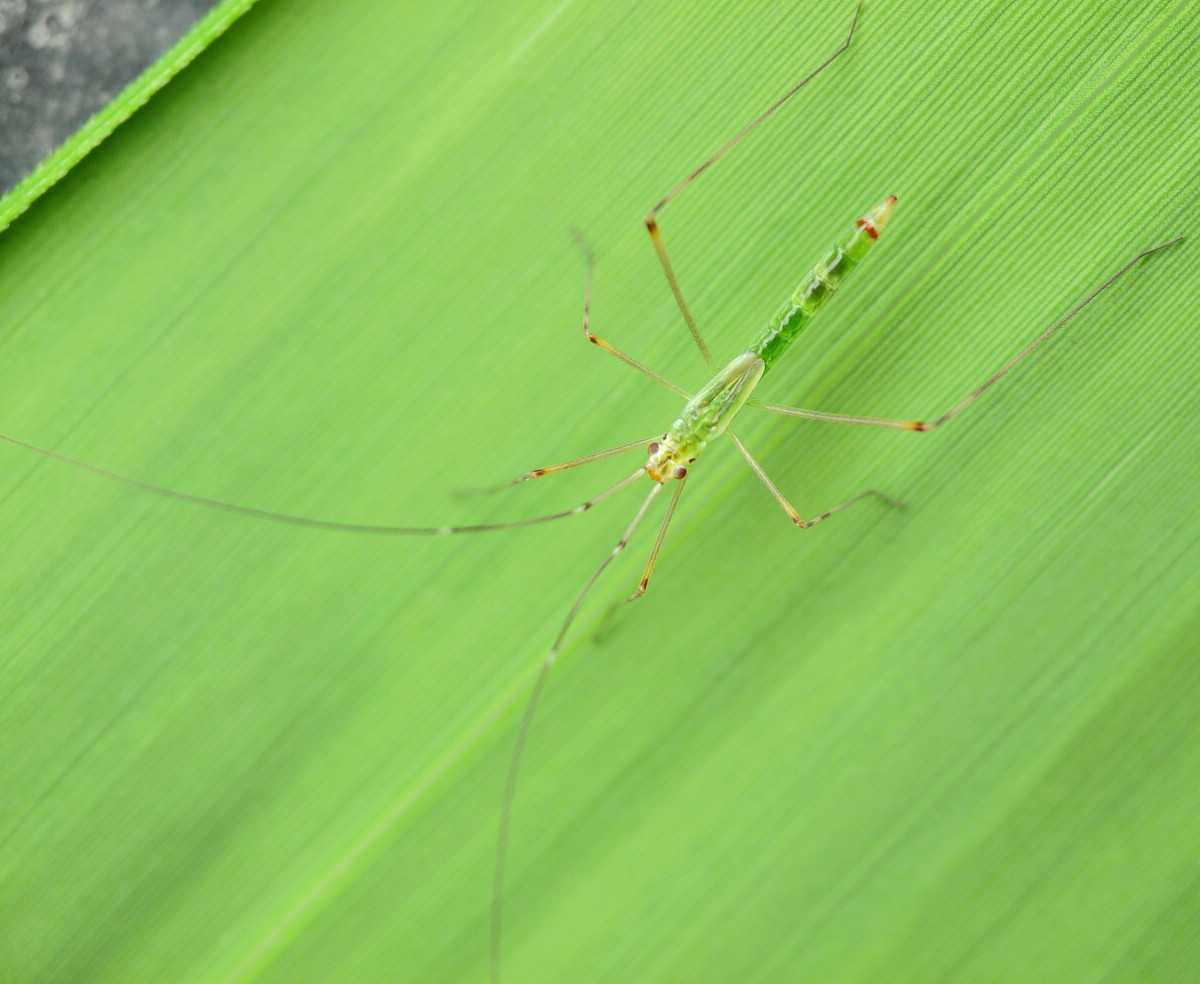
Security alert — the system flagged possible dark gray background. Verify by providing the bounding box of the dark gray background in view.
[0,0,224,195]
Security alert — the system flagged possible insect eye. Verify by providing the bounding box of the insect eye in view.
[674,466,687,480]
[648,442,660,455]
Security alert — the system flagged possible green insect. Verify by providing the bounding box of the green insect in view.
[0,5,1182,981]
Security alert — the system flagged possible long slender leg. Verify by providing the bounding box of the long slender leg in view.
[0,430,649,535]
[587,476,687,642]
[645,4,862,371]
[469,434,660,493]
[801,487,906,528]
[728,430,802,523]
[624,475,686,601]
[728,429,903,528]
[570,229,691,400]
[492,479,665,984]
[748,237,1183,432]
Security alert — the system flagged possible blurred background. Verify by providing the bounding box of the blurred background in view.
[0,0,220,193]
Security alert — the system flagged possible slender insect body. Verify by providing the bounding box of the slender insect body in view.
[750,195,896,371]
[646,195,897,485]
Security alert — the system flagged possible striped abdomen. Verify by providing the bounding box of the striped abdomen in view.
[747,196,896,373]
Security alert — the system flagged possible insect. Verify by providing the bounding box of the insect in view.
[0,5,1182,982]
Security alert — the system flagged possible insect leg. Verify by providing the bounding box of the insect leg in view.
[623,475,686,601]
[728,429,903,528]
[727,430,803,523]
[569,228,692,399]
[492,479,665,984]
[645,4,862,371]
[799,488,906,528]
[749,238,1183,432]
[469,435,660,493]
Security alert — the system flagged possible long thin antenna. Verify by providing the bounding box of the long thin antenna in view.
[0,432,646,535]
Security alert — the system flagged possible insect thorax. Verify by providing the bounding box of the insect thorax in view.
[647,353,765,482]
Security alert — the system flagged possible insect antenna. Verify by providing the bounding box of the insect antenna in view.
[0,432,650,535]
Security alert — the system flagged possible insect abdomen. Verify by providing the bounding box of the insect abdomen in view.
[747,196,896,373]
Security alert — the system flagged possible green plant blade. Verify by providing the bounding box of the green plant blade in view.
[0,0,258,235]
[2,2,1198,983]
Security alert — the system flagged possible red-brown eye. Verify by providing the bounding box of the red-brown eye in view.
[648,442,660,455]
[674,466,687,480]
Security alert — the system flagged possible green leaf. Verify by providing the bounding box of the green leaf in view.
[2,2,1198,982]
[0,0,258,234]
